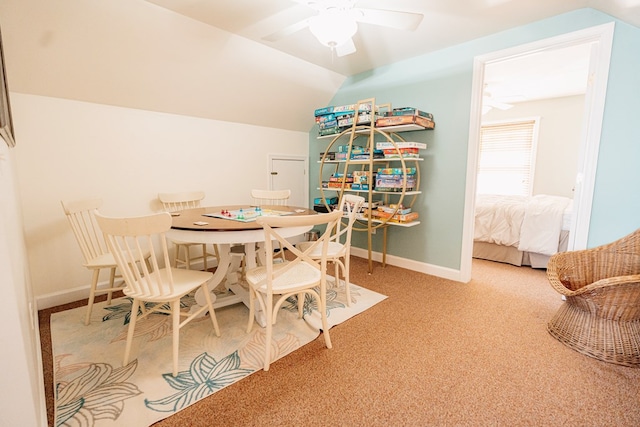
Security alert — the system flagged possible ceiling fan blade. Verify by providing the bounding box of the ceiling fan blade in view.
[492,101,514,110]
[353,8,423,31]
[336,38,356,57]
[484,97,513,110]
[262,19,310,42]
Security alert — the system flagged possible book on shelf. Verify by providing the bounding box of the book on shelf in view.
[382,148,420,159]
[375,141,427,150]
[376,114,435,129]
[367,209,419,223]
[389,108,434,120]
[378,205,412,215]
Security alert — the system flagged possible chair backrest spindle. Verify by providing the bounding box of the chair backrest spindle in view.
[97,212,175,298]
[158,191,206,212]
[251,189,291,206]
[61,199,110,264]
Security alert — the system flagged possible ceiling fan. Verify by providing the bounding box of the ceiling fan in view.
[482,85,514,115]
[262,0,424,57]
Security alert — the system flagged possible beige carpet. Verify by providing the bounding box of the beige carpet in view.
[40,258,640,426]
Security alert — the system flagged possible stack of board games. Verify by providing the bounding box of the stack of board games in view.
[352,170,372,191]
[313,196,338,213]
[375,141,427,159]
[375,167,417,192]
[367,204,419,224]
[323,173,353,189]
[376,107,435,130]
[314,102,377,137]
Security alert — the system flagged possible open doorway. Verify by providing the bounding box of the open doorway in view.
[459,23,615,282]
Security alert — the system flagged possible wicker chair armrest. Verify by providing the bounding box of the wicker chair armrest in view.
[570,275,640,321]
[575,274,640,295]
[548,250,640,293]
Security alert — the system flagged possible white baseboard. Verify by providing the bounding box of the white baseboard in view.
[37,250,464,310]
[37,283,94,310]
[36,255,217,310]
[350,247,465,282]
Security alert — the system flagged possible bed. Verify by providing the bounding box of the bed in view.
[473,194,573,269]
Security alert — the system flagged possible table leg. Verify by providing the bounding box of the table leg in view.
[193,244,239,310]
[192,242,266,327]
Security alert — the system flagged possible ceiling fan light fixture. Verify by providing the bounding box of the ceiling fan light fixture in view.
[309,11,357,48]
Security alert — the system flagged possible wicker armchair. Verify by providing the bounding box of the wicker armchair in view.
[546,228,640,367]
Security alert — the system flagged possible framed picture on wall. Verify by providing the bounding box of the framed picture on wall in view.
[0,26,15,148]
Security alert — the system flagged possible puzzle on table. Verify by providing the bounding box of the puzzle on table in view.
[203,207,295,222]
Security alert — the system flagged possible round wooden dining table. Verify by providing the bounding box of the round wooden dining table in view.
[166,205,316,326]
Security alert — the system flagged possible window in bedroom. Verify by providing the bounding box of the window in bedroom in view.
[476,118,539,196]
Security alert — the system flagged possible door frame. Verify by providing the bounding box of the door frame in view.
[460,22,615,282]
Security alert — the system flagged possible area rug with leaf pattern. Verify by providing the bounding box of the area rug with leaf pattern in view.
[51,282,386,426]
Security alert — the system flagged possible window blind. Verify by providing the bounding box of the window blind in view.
[477,119,538,196]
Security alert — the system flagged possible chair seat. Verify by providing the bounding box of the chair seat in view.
[84,252,117,269]
[169,239,203,246]
[126,268,216,302]
[246,262,321,294]
[296,241,346,259]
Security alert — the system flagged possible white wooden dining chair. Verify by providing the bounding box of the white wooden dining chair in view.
[95,211,221,377]
[61,198,147,325]
[158,191,219,270]
[250,189,291,206]
[296,194,365,307]
[246,209,342,371]
[250,189,292,262]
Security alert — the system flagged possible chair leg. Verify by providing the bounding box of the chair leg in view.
[332,260,340,288]
[173,244,180,268]
[246,289,255,333]
[201,283,220,337]
[264,293,274,371]
[343,257,351,307]
[319,286,332,349]
[85,269,101,325]
[201,244,208,271]
[297,292,304,318]
[185,246,191,269]
[171,300,180,376]
[106,267,116,306]
[123,298,140,366]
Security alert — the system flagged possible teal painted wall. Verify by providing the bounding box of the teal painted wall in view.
[309,8,640,270]
[590,19,640,245]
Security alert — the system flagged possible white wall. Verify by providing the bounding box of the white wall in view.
[12,93,310,306]
[0,0,344,133]
[0,141,45,426]
[482,95,584,198]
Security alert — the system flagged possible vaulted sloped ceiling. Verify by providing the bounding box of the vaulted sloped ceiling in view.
[1,0,639,132]
[0,0,345,132]
[144,0,640,76]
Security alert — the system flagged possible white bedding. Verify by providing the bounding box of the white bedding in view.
[474,194,572,256]
[517,195,572,255]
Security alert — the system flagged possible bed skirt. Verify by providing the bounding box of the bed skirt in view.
[473,230,570,269]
